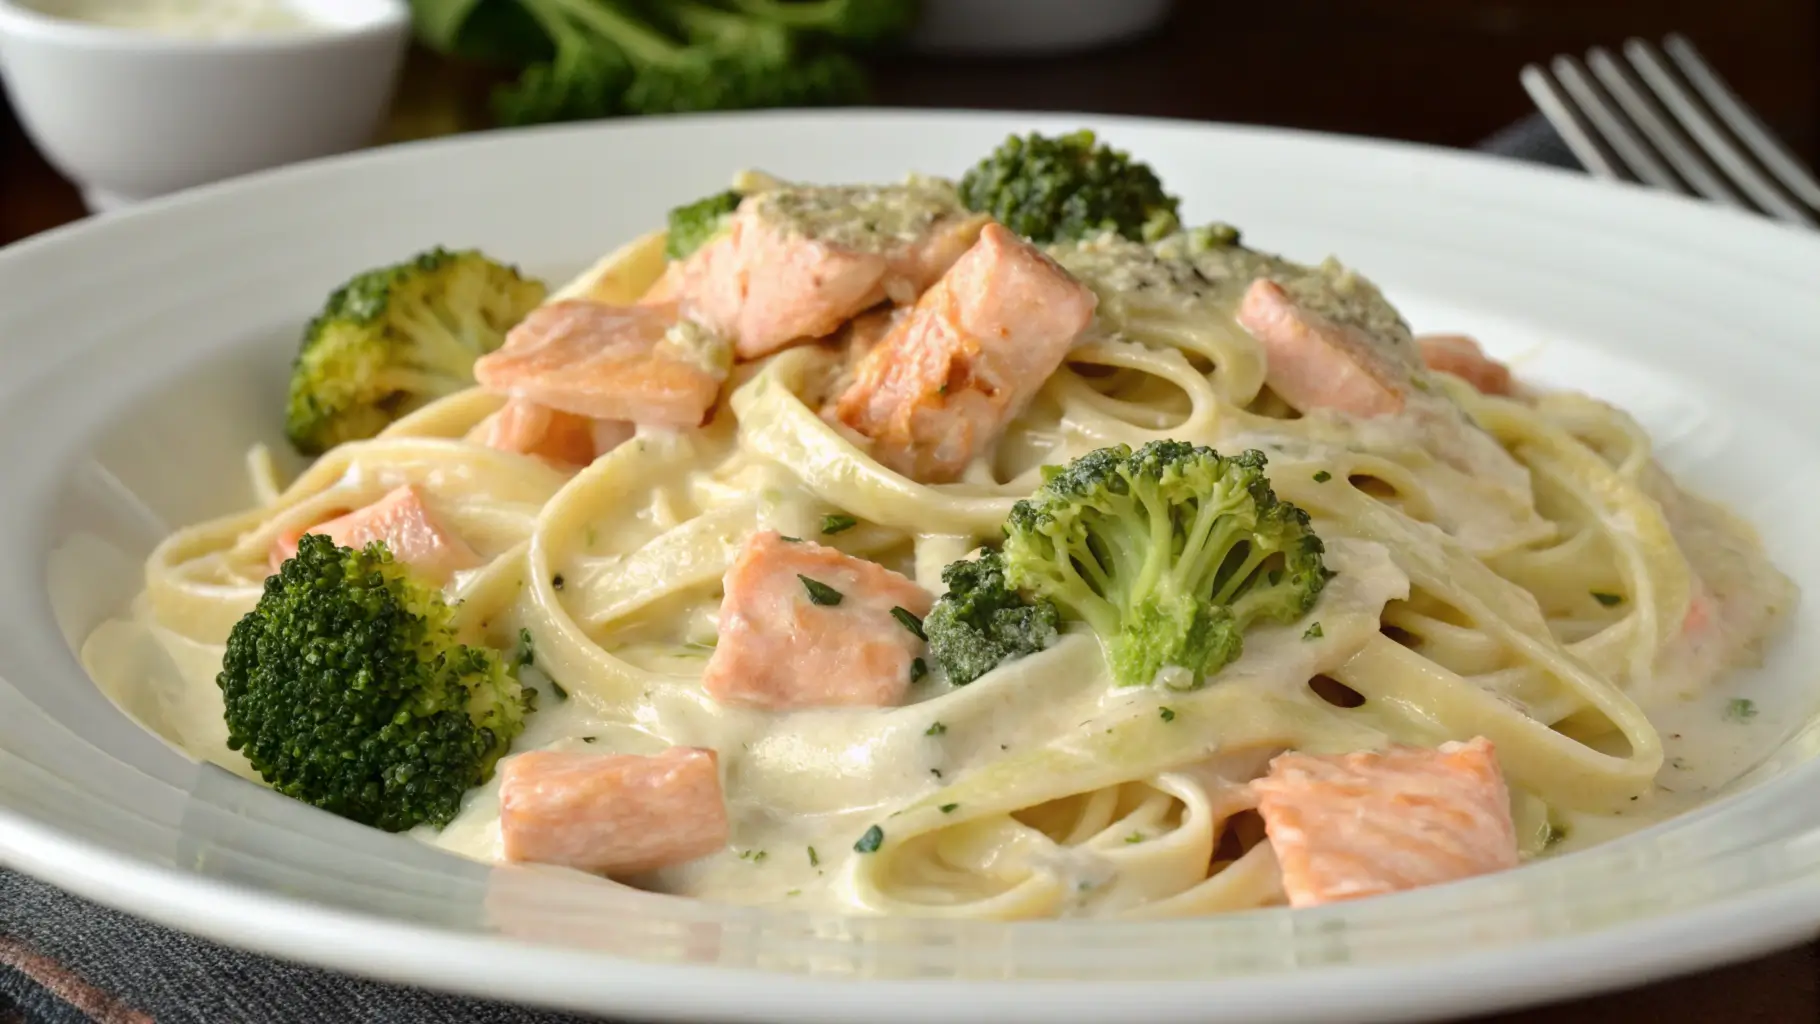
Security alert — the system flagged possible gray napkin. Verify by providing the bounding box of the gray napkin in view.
[1479,112,1582,169]
[0,113,1579,1024]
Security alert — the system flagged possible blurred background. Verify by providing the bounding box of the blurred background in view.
[1,0,1815,243]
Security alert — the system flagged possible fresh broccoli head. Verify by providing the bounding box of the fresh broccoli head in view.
[284,248,546,456]
[218,535,531,832]
[1002,442,1327,690]
[958,130,1181,244]
[925,550,1062,685]
[489,33,632,127]
[490,0,875,127]
[666,189,744,260]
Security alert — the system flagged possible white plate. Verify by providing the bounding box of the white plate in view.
[2,111,1820,1024]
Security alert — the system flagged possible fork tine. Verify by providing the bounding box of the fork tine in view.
[1520,64,1632,181]
[1549,55,1686,193]
[1664,34,1820,211]
[1586,47,1748,210]
[1624,38,1816,226]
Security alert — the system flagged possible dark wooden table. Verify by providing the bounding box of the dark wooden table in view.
[3,1,1817,1021]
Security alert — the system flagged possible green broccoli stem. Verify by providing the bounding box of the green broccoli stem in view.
[513,0,583,45]
[1041,552,1119,642]
[527,0,688,67]
[724,0,842,28]
[395,300,488,358]
[1213,544,1273,606]
[1179,492,1262,602]
[672,0,764,43]
[1130,483,1175,608]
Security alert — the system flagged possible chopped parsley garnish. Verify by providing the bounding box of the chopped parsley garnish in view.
[854,825,884,854]
[925,721,947,736]
[517,628,535,667]
[786,889,802,897]
[1669,756,1690,770]
[581,735,598,743]
[1159,707,1176,722]
[1591,591,1624,607]
[551,574,565,591]
[548,679,568,701]
[779,535,802,543]
[807,846,820,867]
[939,803,959,814]
[891,606,926,640]
[1125,832,1145,844]
[930,768,943,778]
[798,575,844,606]
[910,657,928,683]
[820,513,858,535]
[738,849,768,862]
[1313,470,1332,483]
[1303,622,1324,640]
[1726,698,1758,722]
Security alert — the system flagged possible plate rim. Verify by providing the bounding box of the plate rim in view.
[5,795,1819,1024]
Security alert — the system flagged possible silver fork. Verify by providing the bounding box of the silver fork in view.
[1521,34,1820,227]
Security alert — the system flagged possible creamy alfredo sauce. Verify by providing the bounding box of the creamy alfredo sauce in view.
[30,0,317,37]
[77,430,1795,914]
[70,185,1803,917]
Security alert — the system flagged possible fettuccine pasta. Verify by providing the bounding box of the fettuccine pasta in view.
[82,152,1795,920]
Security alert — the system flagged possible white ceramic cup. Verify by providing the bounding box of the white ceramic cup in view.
[0,0,410,212]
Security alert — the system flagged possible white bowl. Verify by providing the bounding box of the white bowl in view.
[0,0,409,211]
[2,112,1820,1023]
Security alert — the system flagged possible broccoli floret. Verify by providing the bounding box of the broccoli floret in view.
[925,550,1061,685]
[666,189,744,260]
[489,0,876,127]
[490,35,632,127]
[284,248,546,456]
[218,535,530,832]
[958,130,1181,244]
[1002,442,1327,690]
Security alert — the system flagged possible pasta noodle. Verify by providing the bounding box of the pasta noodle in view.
[80,166,1797,921]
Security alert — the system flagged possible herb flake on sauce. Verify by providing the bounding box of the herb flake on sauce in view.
[854,825,885,854]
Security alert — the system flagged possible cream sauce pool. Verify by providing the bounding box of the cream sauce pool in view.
[74,444,1800,914]
[30,0,317,37]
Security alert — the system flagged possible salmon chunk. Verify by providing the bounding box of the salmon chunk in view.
[815,307,903,409]
[466,396,604,467]
[668,183,987,359]
[499,747,728,877]
[703,531,934,710]
[1252,737,1518,908]
[829,223,1097,482]
[270,484,480,580]
[1417,334,1514,397]
[473,300,729,428]
[1237,278,1413,418]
